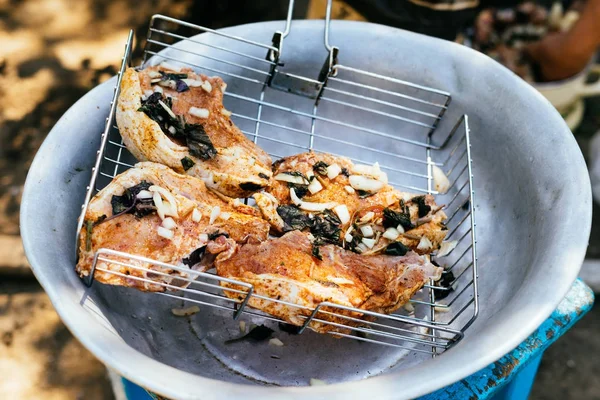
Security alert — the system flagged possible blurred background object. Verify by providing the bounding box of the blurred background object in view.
[1,0,599,399]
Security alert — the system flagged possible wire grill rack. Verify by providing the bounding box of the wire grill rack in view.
[76,3,478,356]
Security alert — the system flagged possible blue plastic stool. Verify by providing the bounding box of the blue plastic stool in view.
[120,279,594,400]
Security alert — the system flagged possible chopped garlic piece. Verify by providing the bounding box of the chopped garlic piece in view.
[300,200,337,212]
[275,173,308,185]
[160,61,182,72]
[326,164,342,179]
[239,320,246,333]
[396,224,405,234]
[189,107,209,119]
[310,378,327,386]
[161,217,176,230]
[201,80,212,93]
[153,85,163,94]
[209,206,221,224]
[360,211,375,223]
[152,192,166,220]
[221,108,232,117]
[362,237,376,249]
[143,89,154,97]
[437,240,458,257]
[199,233,208,243]
[269,338,284,347]
[181,78,203,87]
[171,305,200,316]
[403,302,415,313]
[333,205,350,225]
[432,165,450,194]
[307,178,323,194]
[149,186,179,218]
[383,227,400,240]
[360,225,374,238]
[157,226,174,240]
[349,175,385,193]
[220,212,231,221]
[326,276,355,285]
[168,126,176,134]
[344,185,355,194]
[351,162,388,184]
[417,236,433,251]
[356,243,369,253]
[289,187,303,206]
[136,190,153,200]
[191,208,201,223]
[158,100,176,119]
[344,232,353,242]
[147,70,162,79]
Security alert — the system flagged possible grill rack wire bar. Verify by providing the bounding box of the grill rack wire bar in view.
[76,6,478,356]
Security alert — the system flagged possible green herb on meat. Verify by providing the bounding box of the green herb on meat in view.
[313,161,329,175]
[311,245,322,260]
[182,246,206,267]
[84,215,107,252]
[185,123,217,160]
[225,324,274,344]
[384,242,409,256]
[412,195,431,218]
[356,190,374,199]
[277,205,313,231]
[239,182,264,192]
[382,208,414,231]
[159,71,189,93]
[138,93,216,160]
[311,210,342,246]
[180,156,195,171]
[110,180,155,219]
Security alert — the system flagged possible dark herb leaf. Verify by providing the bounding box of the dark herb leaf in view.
[311,210,341,246]
[224,324,274,344]
[277,205,313,232]
[313,161,329,175]
[382,208,414,230]
[139,93,216,161]
[239,182,264,192]
[433,270,455,300]
[258,172,269,180]
[341,167,350,177]
[110,180,155,218]
[278,322,302,334]
[412,196,431,218]
[175,79,189,92]
[312,245,322,260]
[356,190,374,199]
[85,220,94,252]
[159,71,188,81]
[185,123,217,160]
[208,231,229,240]
[384,242,409,256]
[181,156,195,171]
[182,246,206,267]
[287,183,308,198]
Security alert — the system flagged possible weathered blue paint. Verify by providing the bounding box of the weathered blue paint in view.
[122,279,594,400]
[419,279,595,400]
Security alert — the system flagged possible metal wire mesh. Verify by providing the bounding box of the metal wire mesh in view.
[76,12,478,355]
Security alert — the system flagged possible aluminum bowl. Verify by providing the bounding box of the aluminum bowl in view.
[21,20,591,399]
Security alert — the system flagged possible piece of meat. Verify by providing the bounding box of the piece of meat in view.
[255,152,447,255]
[214,231,442,334]
[76,162,269,291]
[116,64,272,198]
